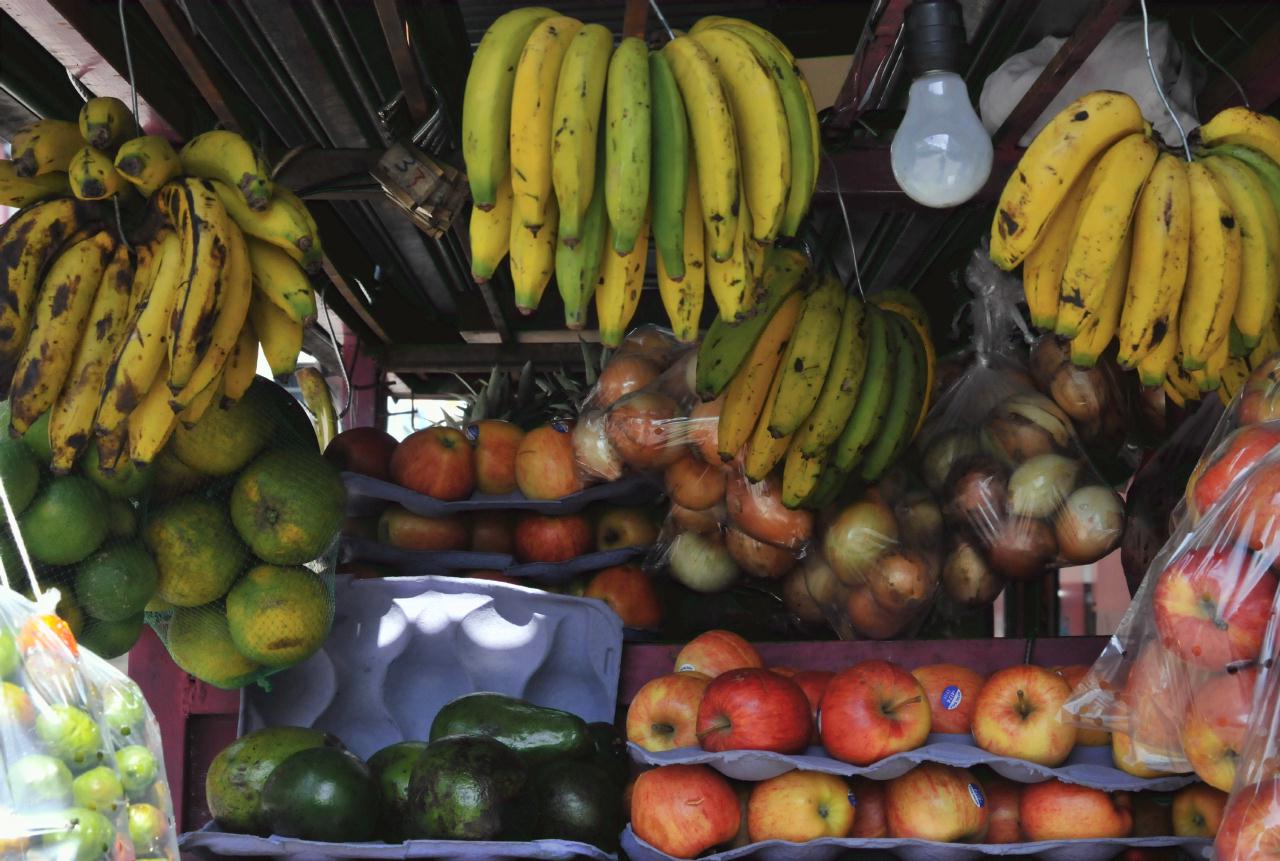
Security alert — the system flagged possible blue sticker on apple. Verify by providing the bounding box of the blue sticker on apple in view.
[941,684,963,710]
[552,420,570,433]
[968,783,985,808]
[848,791,858,807]
[464,424,480,442]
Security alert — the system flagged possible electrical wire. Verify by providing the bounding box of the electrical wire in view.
[1139,0,1192,161]
[822,152,865,299]
[647,0,675,41]
[118,0,141,136]
[1190,16,1250,109]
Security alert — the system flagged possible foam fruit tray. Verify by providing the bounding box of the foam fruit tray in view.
[342,537,646,586]
[343,472,657,517]
[180,574,623,860]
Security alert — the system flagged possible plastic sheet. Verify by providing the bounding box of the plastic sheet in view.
[342,472,658,518]
[341,538,646,586]
[180,826,615,860]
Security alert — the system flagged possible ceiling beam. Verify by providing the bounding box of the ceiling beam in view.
[826,0,910,132]
[0,0,181,139]
[816,144,1018,207]
[1198,19,1280,115]
[992,0,1133,149]
[138,0,238,132]
[372,0,432,126]
[379,342,587,374]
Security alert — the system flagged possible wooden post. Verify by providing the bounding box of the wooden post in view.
[623,0,649,39]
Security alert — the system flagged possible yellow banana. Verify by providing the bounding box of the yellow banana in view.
[462,7,558,208]
[744,364,792,481]
[171,223,251,412]
[69,146,127,200]
[114,136,182,197]
[10,230,117,433]
[1117,154,1191,367]
[717,289,805,461]
[1167,354,1203,402]
[795,293,868,455]
[1180,163,1243,370]
[1221,354,1250,405]
[551,24,613,244]
[157,178,232,390]
[1055,133,1157,338]
[0,162,69,208]
[663,36,739,261]
[594,214,650,347]
[511,196,558,314]
[1070,230,1132,368]
[1023,158,1099,331]
[1191,336,1229,392]
[656,165,705,343]
[296,366,336,451]
[127,358,179,467]
[509,16,582,230]
[1248,316,1280,370]
[604,36,651,254]
[48,244,133,473]
[768,273,845,438]
[179,130,273,211]
[78,97,134,151]
[1198,107,1280,168]
[245,235,316,325]
[211,179,323,273]
[706,179,752,320]
[223,321,258,405]
[249,289,303,377]
[692,27,790,243]
[178,370,223,429]
[11,119,83,177]
[470,171,513,283]
[782,437,828,509]
[1136,311,1180,387]
[96,231,184,446]
[990,91,1145,270]
[127,229,167,316]
[869,290,934,439]
[1202,155,1280,349]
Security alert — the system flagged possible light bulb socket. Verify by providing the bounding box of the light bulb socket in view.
[904,0,967,77]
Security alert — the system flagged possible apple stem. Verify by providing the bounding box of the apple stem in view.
[1016,689,1030,717]
[652,723,674,736]
[694,717,730,741]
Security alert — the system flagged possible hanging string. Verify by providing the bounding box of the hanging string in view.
[1138,0,1192,162]
[119,0,141,137]
[0,472,41,601]
[822,152,865,300]
[647,0,675,42]
[1190,17,1250,109]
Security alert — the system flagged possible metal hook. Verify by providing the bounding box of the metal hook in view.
[1139,0,1192,161]
[321,299,354,422]
[1190,16,1251,109]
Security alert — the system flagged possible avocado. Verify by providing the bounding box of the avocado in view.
[205,726,341,835]
[367,740,429,842]
[524,760,623,851]
[428,693,591,767]
[585,722,629,787]
[261,747,379,843]
[405,735,526,840]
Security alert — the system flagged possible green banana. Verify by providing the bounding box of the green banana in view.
[551,24,614,244]
[804,458,849,510]
[694,247,809,399]
[795,292,868,455]
[605,36,651,255]
[649,51,689,279]
[555,143,609,330]
[858,311,926,482]
[1203,144,1280,213]
[767,273,844,438]
[832,305,898,472]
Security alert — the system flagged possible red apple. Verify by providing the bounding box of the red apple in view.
[1153,546,1276,669]
[1181,668,1257,792]
[626,671,712,751]
[725,527,797,579]
[1174,783,1228,838]
[971,665,1077,766]
[595,353,661,409]
[1131,793,1174,837]
[596,506,658,551]
[1190,426,1280,516]
[886,763,989,842]
[849,776,888,838]
[1020,780,1133,840]
[912,664,986,735]
[513,512,592,563]
[747,770,855,842]
[1055,664,1110,745]
[696,668,811,754]
[1117,642,1193,772]
[469,511,514,554]
[729,780,752,849]
[726,474,813,549]
[389,426,475,500]
[323,426,397,480]
[515,423,586,500]
[789,670,833,746]
[631,764,739,859]
[674,630,762,677]
[665,454,727,511]
[1215,776,1280,861]
[1230,459,1280,553]
[820,660,932,765]
[981,772,1023,843]
[584,565,662,629]
[378,506,470,551]
[1237,358,1280,425]
[465,419,525,495]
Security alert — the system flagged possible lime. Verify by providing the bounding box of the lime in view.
[78,613,144,660]
[36,704,104,771]
[22,410,52,464]
[144,497,247,607]
[166,607,261,689]
[19,476,108,565]
[103,681,146,738]
[115,745,159,796]
[0,436,39,514]
[7,753,73,810]
[127,803,169,854]
[75,542,158,622]
[82,442,152,500]
[0,630,18,678]
[71,766,125,813]
[106,498,138,538]
[226,565,332,667]
[43,806,115,861]
[1,679,34,727]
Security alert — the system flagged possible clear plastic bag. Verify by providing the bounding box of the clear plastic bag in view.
[0,576,179,860]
